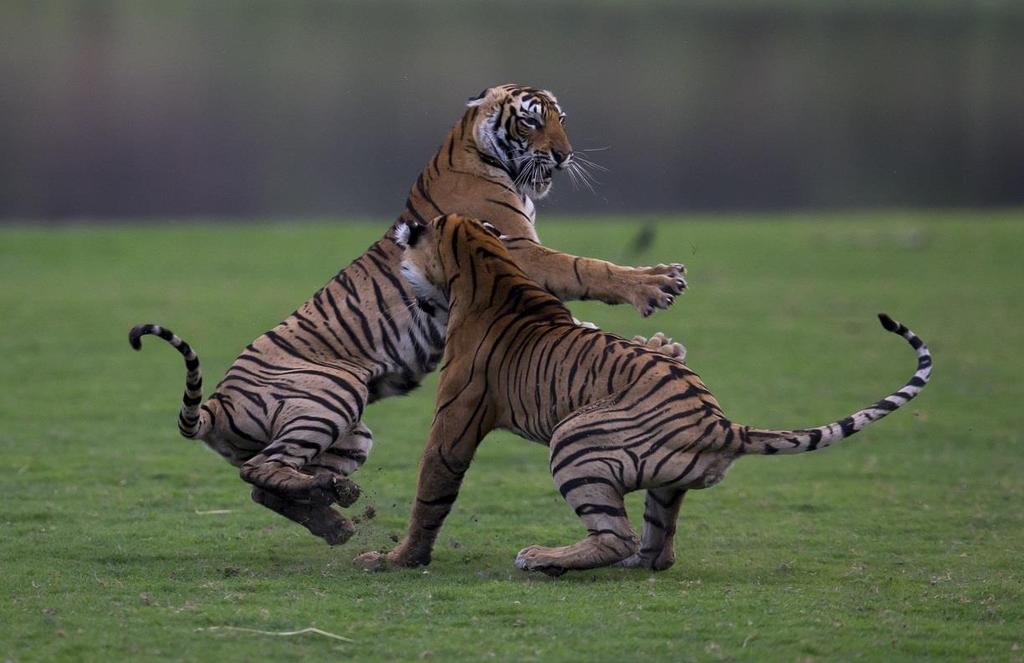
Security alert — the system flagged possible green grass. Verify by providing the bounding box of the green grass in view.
[1,212,1022,661]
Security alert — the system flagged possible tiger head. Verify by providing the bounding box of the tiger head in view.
[467,84,573,200]
[395,214,506,310]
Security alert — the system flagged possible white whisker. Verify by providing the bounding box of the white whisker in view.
[573,154,609,173]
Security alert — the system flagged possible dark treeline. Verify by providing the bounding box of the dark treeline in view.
[2,0,1022,220]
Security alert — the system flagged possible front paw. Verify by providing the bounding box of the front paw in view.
[630,264,687,317]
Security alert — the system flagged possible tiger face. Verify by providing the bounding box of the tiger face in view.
[468,84,573,200]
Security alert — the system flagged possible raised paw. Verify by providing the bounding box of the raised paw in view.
[250,486,356,546]
[631,331,687,363]
[514,545,567,577]
[330,475,361,508]
[302,473,361,507]
[629,263,687,317]
[310,509,357,546]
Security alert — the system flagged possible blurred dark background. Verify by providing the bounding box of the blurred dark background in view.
[2,0,1023,221]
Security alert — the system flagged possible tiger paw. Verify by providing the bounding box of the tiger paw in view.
[514,546,567,577]
[616,550,676,571]
[631,331,687,363]
[353,550,393,571]
[310,510,357,547]
[628,264,687,317]
[353,543,430,571]
[330,476,361,508]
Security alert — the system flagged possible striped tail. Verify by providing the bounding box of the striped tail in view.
[738,313,932,455]
[128,323,209,439]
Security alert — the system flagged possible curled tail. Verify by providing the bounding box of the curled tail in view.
[738,313,931,455]
[129,323,210,439]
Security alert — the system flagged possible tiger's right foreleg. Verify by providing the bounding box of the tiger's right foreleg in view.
[501,237,687,318]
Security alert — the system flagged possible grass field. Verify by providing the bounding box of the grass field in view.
[2,212,1022,661]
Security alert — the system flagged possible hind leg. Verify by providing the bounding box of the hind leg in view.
[240,409,365,506]
[515,479,638,576]
[515,429,639,575]
[250,486,356,546]
[618,488,686,571]
[305,420,374,490]
[246,422,374,545]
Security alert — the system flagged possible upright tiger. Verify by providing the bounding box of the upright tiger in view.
[355,215,932,574]
[129,85,687,545]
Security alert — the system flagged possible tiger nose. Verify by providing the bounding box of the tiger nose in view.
[551,148,572,169]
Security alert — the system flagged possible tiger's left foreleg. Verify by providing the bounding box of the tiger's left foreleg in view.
[354,397,489,570]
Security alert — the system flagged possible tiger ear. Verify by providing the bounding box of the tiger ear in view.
[394,220,426,248]
[393,221,411,248]
[466,88,490,107]
[466,85,511,108]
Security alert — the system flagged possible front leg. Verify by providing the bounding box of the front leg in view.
[502,236,686,317]
[354,401,490,570]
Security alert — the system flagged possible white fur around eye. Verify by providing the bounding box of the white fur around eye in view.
[394,222,410,247]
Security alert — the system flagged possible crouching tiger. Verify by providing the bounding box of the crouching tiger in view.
[128,84,687,546]
[355,214,932,575]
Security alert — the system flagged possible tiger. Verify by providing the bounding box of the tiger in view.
[354,214,932,575]
[128,84,688,545]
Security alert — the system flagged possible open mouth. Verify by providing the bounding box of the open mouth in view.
[513,159,555,196]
